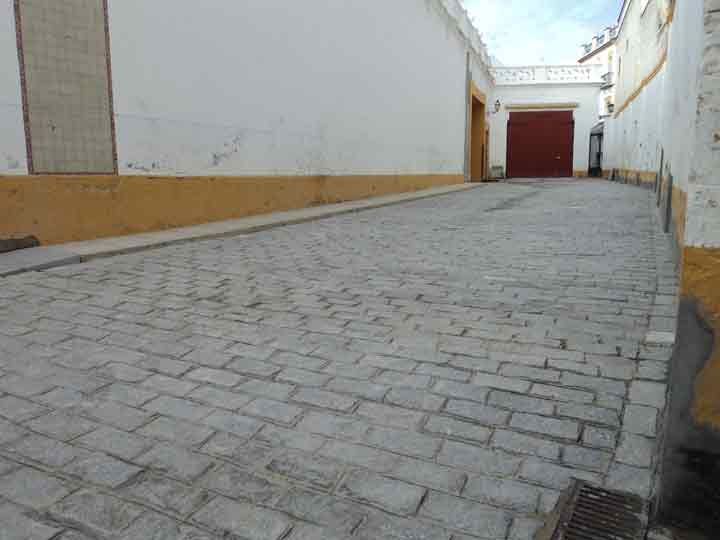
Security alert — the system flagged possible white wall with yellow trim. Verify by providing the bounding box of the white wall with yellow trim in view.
[105,0,492,177]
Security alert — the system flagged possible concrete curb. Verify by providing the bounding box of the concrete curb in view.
[0,183,481,277]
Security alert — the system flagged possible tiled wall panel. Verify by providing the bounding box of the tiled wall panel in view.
[16,0,116,173]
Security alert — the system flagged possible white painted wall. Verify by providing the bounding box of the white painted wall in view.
[0,0,27,174]
[107,0,491,176]
[604,0,705,227]
[489,82,601,176]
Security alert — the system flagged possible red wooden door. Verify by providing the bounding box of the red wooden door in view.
[507,111,574,178]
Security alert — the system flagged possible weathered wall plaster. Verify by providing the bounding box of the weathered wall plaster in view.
[0,0,26,174]
[107,0,492,177]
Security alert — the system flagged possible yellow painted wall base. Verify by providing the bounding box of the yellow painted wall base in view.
[616,169,657,185]
[0,173,462,245]
[681,247,720,429]
[573,170,588,178]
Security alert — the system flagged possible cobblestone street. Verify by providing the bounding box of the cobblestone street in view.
[0,180,677,540]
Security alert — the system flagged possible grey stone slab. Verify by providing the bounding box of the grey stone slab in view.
[255,425,325,452]
[562,445,612,472]
[419,491,511,538]
[137,444,215,482]
[0,502,64,540]
[192,497,291,540]
[623,404,658,437]
[266,450,344,490]
[424,415,492,443]
[200,410,264,438]
[79,399,153,430]
[365,425,441,459]
[95,382,158,407]
[605,463,653,498]
[143,395,214,422]
[25,411,97,441]
[356,401,425,429]
[509,413,580,441]
[561,373,627,396]
[432,380,489,403]
[629,380,667,408]
[142,374,199,396]
[391,456,467,495]
[237,379,295,401]
[293,388,358,412]
[487,390,555,415]
[114,512,219,540]
[0,467,72,507]
[187,385,254,410]
[75,426,151,460]
[199,463,285,504]
[243,398,304,425]
[463,476,540,512]
[354,512,451,540]
[326,377,390,401]
[438,441,522,476]
[137,416,215,446]
[444,399,509,426]
[0,418,28,445]
[64,451,142,487]
[530,384,594,403]
[338,469,426,515]
[122,471,211,517]
[582,426,617,449]
[4,433,84,467]
[519,458,601,489]
[276,488,368,533]
[0,395,48,422]
[318,440,400,473]
[556,403,620,427]
[51,489,144,536]
[616,433,656,467]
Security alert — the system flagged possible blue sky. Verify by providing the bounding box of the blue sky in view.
[462,0,622,65]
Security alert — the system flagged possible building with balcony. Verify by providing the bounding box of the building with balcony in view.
[578,26,618,119]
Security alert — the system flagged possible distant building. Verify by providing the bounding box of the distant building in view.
[578,26,618,118]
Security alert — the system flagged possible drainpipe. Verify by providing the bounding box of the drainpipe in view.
[464,51,471,183]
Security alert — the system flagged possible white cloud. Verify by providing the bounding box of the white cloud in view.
[462,0,621,65]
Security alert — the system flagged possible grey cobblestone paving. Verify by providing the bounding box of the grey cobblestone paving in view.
[0,180,677,539]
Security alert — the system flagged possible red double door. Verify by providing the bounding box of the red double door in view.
[507,111,574,178]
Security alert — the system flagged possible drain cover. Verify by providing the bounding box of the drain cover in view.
[547,480,649,540]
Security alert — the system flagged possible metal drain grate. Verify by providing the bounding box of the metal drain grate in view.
[550,480,649,540]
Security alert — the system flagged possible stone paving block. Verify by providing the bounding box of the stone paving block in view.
[423,415,492,443]
[79,399,153,431]
[95,382,158,407]
[293,388,358,412]
[374,371,431,388]
[237,379,296,401]
[463,476,540,512]
[228,357,282,378]
[297,411,371,441]
[338,469,426,515]
[561,373,627,396]
[144,395,214,422]
[0,395,48,422]
[142,374,199,396]
[487,390,555,415]
[365,425,442,459]
[200,463,286,504]
[0,467,72,507]
[444,399,509,426]
[547,358,598,376]
[616,432,656,467]
[25,411,97,441]
[562,445,612,472]
[385,387,446,411]
[138,415,215,446]
[582,425,617,449]
[318,440,400,473]
[519,458,601,489]
[266,450,344,490]
[140,356,193,377]
[354,512,451,540]
[122,471,211,517]
[326,377,390,400]
[192,497,291,540]
[356,401,425,429]
[186,367,245,388]
[0,418,28,445]
[115,511,218,540]
[391,456,467,495]
[530,384,594,403]
[201,435,273,467]
[472,373,532,393]
[623,404,658,437]
[137,443,215,482]
[606,462,653,498]
[509,413,580,441]
[96,362,152,383]
[64,451,142,487]
[200,410,264,439]
[322,361,378,380]
[188,385,254,410]
[75,426,151,460]
[270,351,327,370]
[244,398,304,425]
[500,365,561,382]
[438,440,522,475]
[419,491,511,538]
[278,367,332,387]
[4,433,84,467]
[629,380,667,408]
[287,523,352,540]
[508,517,545,540]
[431,380,489,403]
[276,488,367,533]
[556,403,620,427]
[255,425,326,452]
[0,502,64,540]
